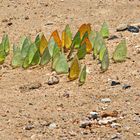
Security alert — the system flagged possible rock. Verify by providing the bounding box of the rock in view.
[19,82,42,92]
[69,131,76,136]
[47,75,59,85]
[116,24,128,31]
[24,124,34,130]
[137,133,140,136]
[127,26,139,33]
[31,134,43,140]
[122,84,131,89]
[101,98,111,103]
[63,92,70,98]
[135,46,140,54]
[101,110,118,118]
[111,81,121,86]
[7,22,13,26]
[98,117,117,125]
[80,120,92,128]
[90,112,99,119]
[111,133,121,139]
[111,123,121,129]
[48,123,57,129]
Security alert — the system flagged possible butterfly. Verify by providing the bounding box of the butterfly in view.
[79,65,87,86]
[37,34,48,56]
[68,55,81,81]
[22,43,38,68]
[78,23,91,39]
[51,30,62,48]
[62,24,72,52]
[53,52,69,74]
[100,22,109,38]
[101,47,109,72]
[113,40,127,62]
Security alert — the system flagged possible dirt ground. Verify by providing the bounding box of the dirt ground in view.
[0,0,140,140]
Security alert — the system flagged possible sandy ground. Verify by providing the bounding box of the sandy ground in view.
[0,0,140,139]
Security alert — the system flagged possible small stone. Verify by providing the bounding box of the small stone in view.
[24,124,34,130]
[127,26,139,33]
[25,16,29,20]
[63,92,70,98]
[80,120,92,128]
[122,84,131,89]
[98,117,117,125]
[7,22,13,26]
[47,75,59,85]
[31,134,43,140]
[48,123,57,129]
[137,133,140,136]
[111,133,121,139]
[90,112,99,119]
[69,131,76,136]
[101,110,118,118]
[116,24,128,31]
[101,98,111,103]
[111,81,121,86]
[19,82,42,92]
[111,123,121,129]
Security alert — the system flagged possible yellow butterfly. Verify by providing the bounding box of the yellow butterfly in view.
[39,34,48,56]
[68,55,81,81]
[50,30,62,48]
[62,24,72,52]
[78,23,91,39]
[81,37,92,53]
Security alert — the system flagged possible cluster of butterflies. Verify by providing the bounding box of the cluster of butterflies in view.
[0,22,127,85]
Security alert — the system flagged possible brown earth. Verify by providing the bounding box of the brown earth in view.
[0,0,140,140]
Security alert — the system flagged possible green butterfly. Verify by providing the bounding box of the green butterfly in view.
[0,34,10,64]
[67,31,81,60]
[100,22,109,38]
[11,44,23,68]
[22,43,38,68]
[77,43,86,60]
[101,47,109,72]
[79,65,87,86]
[48,37,56,57]
[40,47,51,65]
[93,32,105,59]
[99,44,107,62]
[1,34,10,55]
[21,37,31,59]
[89,30,96,48]
[113,40,127,62]
[53,53,69,74]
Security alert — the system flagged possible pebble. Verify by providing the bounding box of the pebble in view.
[127,26,139,33]
[80,120,92,128]
[137,133,140,136]
[111,81,121,86]
[98,117,117,125]
[19,82,42,92]
[101,98,111,103]
[116,24,128,31]
[122,84,131,89]
[111,123,121,129]
[24,124,34,130]
[48,123,57,129]
[111,133,121,139]
[90,112,99,119]
[47,75,59,85]
[31,134,43,140]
